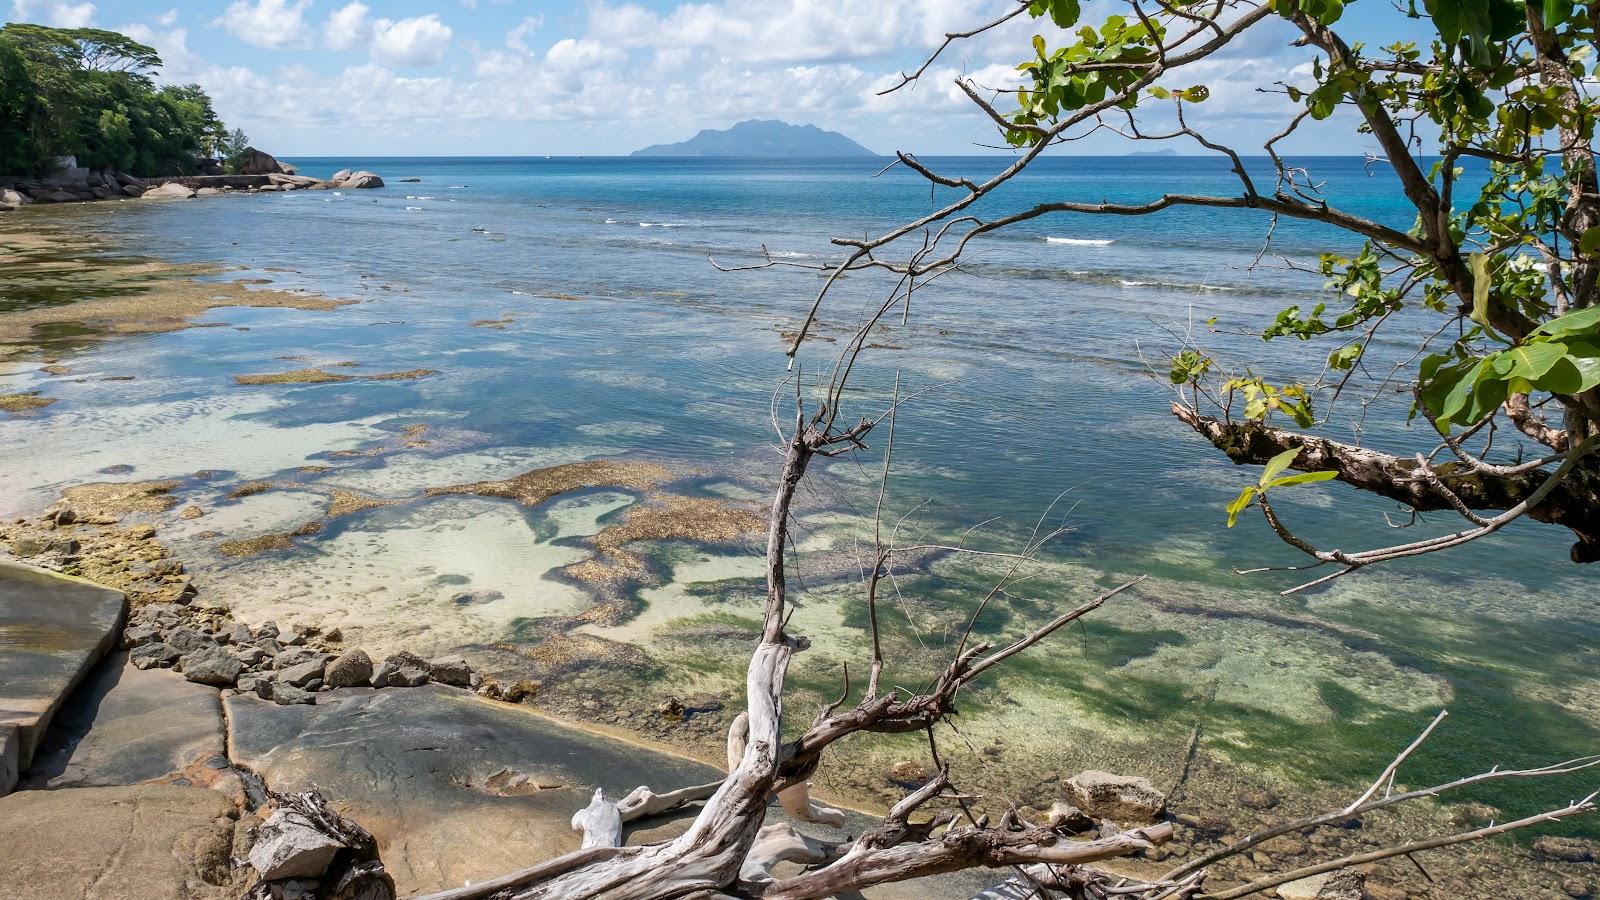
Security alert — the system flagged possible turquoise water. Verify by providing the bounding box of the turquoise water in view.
[2,156,1596,827]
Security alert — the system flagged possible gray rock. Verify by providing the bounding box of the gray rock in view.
[274,647,327,670]
[226,623,253,645]
[237,674,267,696]
[428,657,472,687]
[234,147,292,177]
[248,809,342,880]
[232,646,269,667]
[131,642,181,670]
[270,684,316,706]
[340,171,384,189]
[225,685,722,895]
[254,637,284,654]
[277,658,326,687]
[0,188,29,206]
[165,626,210,653]
[1064,770,1167,823]
[258,620,281,639]
[372,651,430,687]
[0,561,127,773]
[21,652,226,789]
[131,602,183,624]
[330,168,354,184]
[123,623,162,647]
[179,646,243,686]
[141,181,196,200]
[324,650,372,688]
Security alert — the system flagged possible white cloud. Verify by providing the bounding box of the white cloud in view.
[323,1,370,51]
[587,0,981,64]
[111,0,1376,157]
[213,0,312,49]
[370,14,453,67]
[506,14,542,52]
[155,8,178,26]
[10,0,95,27]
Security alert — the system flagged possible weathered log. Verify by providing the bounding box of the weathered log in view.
[1173,403,1600,561]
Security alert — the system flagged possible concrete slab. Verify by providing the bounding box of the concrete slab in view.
[0,560,126,777]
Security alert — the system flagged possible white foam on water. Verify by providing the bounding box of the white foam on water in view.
[1045,237,1113,245]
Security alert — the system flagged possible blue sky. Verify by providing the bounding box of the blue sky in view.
[7,0,1437,156]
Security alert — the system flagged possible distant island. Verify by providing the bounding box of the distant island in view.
[1126,148,1180,157]
[631,119,878,157]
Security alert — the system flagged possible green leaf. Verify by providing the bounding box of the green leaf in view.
[1437,357,1491,425]
[1260,447,1301,485]
[1543,0,1575,26]
[1226,486,1257,527]
[1533,356,1600,394]
[1500,342,1568,380]
[1267,470,1339,487]
[1534,306,1600,339]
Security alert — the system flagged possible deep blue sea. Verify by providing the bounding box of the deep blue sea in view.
[3,155,1595,823]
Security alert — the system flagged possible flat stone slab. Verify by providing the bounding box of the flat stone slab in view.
[22,651,225,789]
[227,684,723,895]
[0,560,126,774]
[0,783,244,900]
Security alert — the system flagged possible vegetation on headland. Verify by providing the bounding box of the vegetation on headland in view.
[0,23,241,177]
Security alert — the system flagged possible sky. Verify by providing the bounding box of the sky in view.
[5,0,1436,156]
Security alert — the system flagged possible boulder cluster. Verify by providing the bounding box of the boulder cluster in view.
[1,150,383,210]
[0,167,149,206]
[124,602,477,706]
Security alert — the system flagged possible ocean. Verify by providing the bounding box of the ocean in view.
[1,155,1595,833]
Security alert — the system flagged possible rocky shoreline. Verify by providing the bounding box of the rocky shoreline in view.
[4,483,1600,899]
[0,149,384,210]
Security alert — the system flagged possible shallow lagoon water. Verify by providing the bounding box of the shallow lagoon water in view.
[1,157,1596,837]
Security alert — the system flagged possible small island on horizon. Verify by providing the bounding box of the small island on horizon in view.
[631,119,878,158]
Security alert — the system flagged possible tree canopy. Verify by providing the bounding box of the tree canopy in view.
[787,0,1600,590]
[0,23,230,177]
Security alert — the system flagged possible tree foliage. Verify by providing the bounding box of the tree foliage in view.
[0,22,229,176]
[988,0,1600,569]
